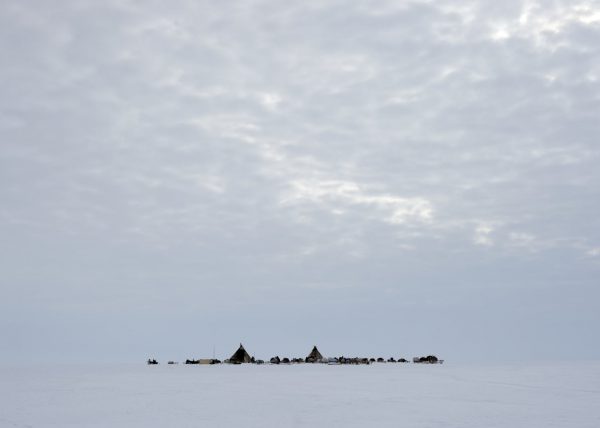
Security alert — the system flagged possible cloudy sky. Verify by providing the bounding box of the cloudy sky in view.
[1,0,599,363]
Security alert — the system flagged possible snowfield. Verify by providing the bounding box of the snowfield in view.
[1,362,599,427]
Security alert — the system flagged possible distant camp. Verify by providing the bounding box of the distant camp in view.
[147,345,443,366]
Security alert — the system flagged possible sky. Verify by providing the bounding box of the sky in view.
[1,0,599,364]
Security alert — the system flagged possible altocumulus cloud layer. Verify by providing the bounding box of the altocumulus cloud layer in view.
[1,0,599,363]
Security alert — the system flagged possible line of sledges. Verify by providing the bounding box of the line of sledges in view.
[147,344,443,365]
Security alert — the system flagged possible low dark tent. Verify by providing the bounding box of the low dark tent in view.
[305,346,323,363]
[414,355,439,364]
[229,343,252,363]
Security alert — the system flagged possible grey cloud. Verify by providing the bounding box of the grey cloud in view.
[1,0,599,363]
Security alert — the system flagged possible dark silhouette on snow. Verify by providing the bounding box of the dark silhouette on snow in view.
[228,343,252,364]
[305,346,324,363]
[413,355,442,364]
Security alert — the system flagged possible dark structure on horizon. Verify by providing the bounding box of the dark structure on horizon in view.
[305,346,323,363]
[413,355,443,364]
[228,343,252,363]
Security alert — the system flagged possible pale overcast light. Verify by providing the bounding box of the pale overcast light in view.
[1,0,599,363]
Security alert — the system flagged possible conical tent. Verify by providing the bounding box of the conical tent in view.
[306,346,323,362]
[229,343,252,363]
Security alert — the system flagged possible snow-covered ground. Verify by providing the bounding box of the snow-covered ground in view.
[1,362,599,427]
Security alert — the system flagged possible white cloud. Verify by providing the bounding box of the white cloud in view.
[474,223,495,246]
[259,92,282,110]
[281,179,433,226]
[587,247,600,257]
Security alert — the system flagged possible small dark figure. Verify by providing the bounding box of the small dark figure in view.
[147,359,158,365]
